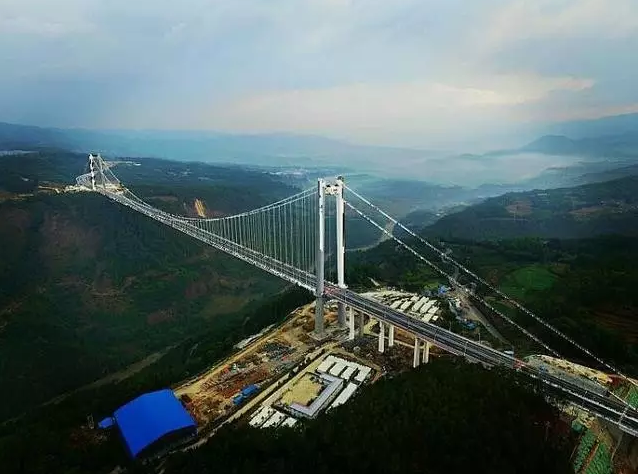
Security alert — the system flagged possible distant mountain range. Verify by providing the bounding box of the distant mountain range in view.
[0,121,436,173]
[545,112,638,139]
[520,132,638,159]
[2,113,638,194]
[423,176,638,241]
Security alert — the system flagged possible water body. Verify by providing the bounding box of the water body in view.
[0,150,33,156]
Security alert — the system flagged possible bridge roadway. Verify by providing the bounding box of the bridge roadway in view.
[325,283,638,436]
[99,187,638,437]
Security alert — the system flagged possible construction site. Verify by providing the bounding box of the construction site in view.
[246,351,376,428]
[173,291,425,433]
[174,302,320,426]
[171,287,638,473]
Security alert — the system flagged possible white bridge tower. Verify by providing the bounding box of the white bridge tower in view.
[314,176,347,337]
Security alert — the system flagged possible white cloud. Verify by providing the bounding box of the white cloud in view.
[481,0,638,51]
[0,0,636,148]
[190,74,593,145]
[0,0,94,36]
[527,102,638,123]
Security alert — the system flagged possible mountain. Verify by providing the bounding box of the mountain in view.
[520,135,584,155]
[576,163,638,184]
[521,132,638,159]
[0,122,65,149]
[424,176,638,241]
[3,119,638,199]
[162,360,572,474]
[548,112,638,139]
[0,150,293,421]
[508,160,638,191]
[351,178,466,216]
[0,121,436,174]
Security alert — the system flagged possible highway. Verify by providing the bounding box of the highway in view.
[324,283,638,437]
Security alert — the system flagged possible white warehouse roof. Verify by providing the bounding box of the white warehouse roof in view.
[354,366,372,383]
[317,358,334,374]
[329,382,358,410]
[262,410,286,428]
[249,406,275,428]
[329,362,346,377]
[341,366,356,381]
[281,417,298,427]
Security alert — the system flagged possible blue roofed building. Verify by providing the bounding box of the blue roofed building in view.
[112,389,197,458]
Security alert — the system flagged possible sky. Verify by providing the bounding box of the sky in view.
[1,0,638,149]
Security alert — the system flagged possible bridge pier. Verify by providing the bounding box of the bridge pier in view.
[413,338,420,368]
[338,304,347,327]
[388,325,395,347]
[358,312,365,337]
[422,341,431,364]
[348,307,355,340]
[314,297,325,337]
[378,321,385,353]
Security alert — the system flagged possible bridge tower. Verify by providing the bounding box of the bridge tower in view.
[314,179,326,337]
[334,176,347,327]
[314,177,347,337]
[88,153,97,191]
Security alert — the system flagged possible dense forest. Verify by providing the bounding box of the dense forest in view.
[1,148,635,473]
[0,288,312,474]
[159,359,573,474]
[0,150,301,419]
[424,175,638,241]
[447,236,638,373]
[348,232,638,375]
[345,172,638,374]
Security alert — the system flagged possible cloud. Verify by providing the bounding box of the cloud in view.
[481,0,638,50]
[189,74,594,147]
[0,0,636,148]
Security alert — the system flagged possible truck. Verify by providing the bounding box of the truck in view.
[233,384,260,406]
[232,394,244,406]
[241,384,259,397]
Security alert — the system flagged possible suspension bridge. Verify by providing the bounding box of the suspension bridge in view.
[76,154,638,437]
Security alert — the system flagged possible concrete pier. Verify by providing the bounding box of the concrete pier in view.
[348,307,355,340]
[422,341,431,364]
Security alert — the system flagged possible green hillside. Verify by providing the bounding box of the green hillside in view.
[0,151,294,421]
[161,360,573,474]
[347,234,638,373]
[425,176,638,240]
[453,237,638,370]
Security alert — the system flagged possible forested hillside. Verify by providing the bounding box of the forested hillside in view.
[160,360,573,474]
[0,151,297,420]
[451,236,638,371]
[0,288,312,474]
[348,234,638,374]
[425,176,638,241]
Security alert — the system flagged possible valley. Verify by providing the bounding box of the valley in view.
[1,142,638,474]
[0,152,294,420]
[5,3,638,472]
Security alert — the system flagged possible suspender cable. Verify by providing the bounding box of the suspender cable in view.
[345,186,638,394]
